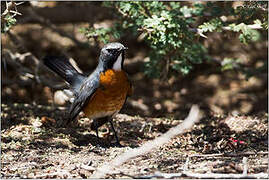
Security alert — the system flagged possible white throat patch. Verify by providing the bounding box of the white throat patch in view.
[113,53,122,70]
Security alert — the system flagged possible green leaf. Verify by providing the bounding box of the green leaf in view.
[2,15,17,33]
[199,18,223,33]
[180,6,192,18]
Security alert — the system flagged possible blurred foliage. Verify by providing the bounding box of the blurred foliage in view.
[1,1,267,78]
[1,14,17,33]
[81,1,268,78]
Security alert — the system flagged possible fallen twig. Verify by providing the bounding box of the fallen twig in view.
[183,156,190,172]
[33,169,72,178]
[189,151,269,158]
[136,171,268,179]
[79,164,95,172]
[90,105,201,178]
[135,157,268,179]
[242,157,248,176]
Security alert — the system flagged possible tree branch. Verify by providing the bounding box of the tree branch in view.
[27,6,87,48]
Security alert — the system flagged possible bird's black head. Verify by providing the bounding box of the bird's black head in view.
[98,42,128,71]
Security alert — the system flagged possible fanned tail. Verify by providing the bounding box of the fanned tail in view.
[43,55,86,90]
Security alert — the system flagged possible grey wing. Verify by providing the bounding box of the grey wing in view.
[68,76,100,122]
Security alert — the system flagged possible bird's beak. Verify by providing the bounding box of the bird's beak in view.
[118,47,128,53]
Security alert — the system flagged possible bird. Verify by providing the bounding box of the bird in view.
[43,42,132,146]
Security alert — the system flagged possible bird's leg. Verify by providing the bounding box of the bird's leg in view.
[91,117,110,139]
[95,128,99,138]
[91,117,122,146]
[108,118,121,146]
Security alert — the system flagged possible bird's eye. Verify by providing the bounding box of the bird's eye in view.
[107,49,115,53]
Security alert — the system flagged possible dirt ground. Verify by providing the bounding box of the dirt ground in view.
[1,102,268,178]
[1,2,268,178]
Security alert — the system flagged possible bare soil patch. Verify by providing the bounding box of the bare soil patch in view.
[1,103,268,178]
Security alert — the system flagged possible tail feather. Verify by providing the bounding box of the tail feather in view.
[43,55,86,90]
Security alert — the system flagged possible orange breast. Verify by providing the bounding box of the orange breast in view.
[83,69,131,119]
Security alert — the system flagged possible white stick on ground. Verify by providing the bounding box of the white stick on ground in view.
[90,105,200,178]
[137,171,268,179]
[136,157,268,179]
[242,157,248,176]
[189,151,268,158]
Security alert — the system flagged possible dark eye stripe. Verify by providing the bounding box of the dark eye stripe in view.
[108,49,119,54]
